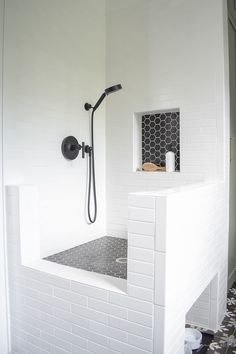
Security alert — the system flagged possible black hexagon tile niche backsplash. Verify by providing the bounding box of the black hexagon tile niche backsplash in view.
[142,111,180,171]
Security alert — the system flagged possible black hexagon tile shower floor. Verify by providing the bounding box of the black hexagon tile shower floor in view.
[44,236,127,279]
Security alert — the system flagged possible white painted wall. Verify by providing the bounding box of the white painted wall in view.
[106,0,229,237]
[4,0,106,257]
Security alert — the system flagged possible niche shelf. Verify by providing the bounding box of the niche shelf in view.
[133,108,180,172]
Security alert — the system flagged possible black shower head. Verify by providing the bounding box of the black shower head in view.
[85,84,122,112]
[105,84,122,95]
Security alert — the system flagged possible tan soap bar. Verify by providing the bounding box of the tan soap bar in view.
[142,162,159,171]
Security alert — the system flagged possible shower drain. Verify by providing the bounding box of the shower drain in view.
[115,257,127,264]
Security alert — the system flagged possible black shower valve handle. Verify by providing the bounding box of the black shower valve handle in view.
[71,143,82,151]
[81,142,92,158]
[85,145,92,156]
[61,136,92,160]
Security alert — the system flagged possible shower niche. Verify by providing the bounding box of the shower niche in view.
[133,109,180,172]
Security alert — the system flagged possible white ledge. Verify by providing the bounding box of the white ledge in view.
[24,259,127,294]
[130,181,222,197]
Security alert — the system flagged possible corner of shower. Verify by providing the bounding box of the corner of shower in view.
[5,185,128,294]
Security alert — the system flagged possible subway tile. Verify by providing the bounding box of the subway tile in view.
[128,333,153,352]
[41,312,71,331]
[10,325,28,341]
[27,334,54,352]
[128,310,153,328]
[54,347,71,354]
[11,302,41,320]
[128,272,154,289]
[109,326,128,343]
[71,303,108,324]
[38,292,70,311]
[89,320,128,342]
[88,298,127,319]
[88,320,108,336]
[128,195,155,209]
[128,207,155,223]
[128,260,154,276]
[154,252,166,306]
[53,308,89,328]
[12,318,41,337]
[110,338,151,354]
[87,341,118,354]
[11,335,42,354]
[129,247,154,263]
[109,316,152,339]
[54,287,87,306]
[54,328,87,349]
[155,197,167,252]
[127,284,153,302]
[14,310,54,334]
[24,296,54,315]
[11,342,28,354]
[8,273,26,286]
[153,305,165,354]
[109,292,153,315]
[71,281,108,301]
[9,291,25,312]
[71,346,92,354]
[72,324,108,346]
[128,221,155,236]
[24,278,53,295]
[10,283,39,299]
[41,332,72,352]
[30,270,70,289]
[41,273,71,290]
[129,234,154,250]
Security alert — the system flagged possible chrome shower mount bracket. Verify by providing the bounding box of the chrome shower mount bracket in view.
[61,136,91,160]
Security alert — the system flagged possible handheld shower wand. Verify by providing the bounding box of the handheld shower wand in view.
[85,84,122,224]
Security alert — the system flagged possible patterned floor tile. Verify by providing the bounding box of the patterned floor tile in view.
[227,302,236,317]
[226,345,236,353]
[44,236,127,279]
[228,298,236,308]
[224,332,236,353]
[206,337,228,353]
[228,287,236,298]
[225,309,236,322]
[214,319,236,339]
[186,283,236,354]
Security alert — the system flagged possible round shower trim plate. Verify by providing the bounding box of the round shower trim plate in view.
[61,136,80,160]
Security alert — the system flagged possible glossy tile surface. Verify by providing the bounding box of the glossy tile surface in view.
[44,236,127,279]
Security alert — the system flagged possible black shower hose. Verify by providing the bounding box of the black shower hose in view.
[87,109,97,224]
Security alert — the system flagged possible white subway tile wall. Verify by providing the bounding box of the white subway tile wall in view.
[7,188,156,354]
[105,0,228,241]
[7,182,227,354]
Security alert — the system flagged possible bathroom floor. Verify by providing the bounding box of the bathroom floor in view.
[187,281,236,353]
[44,236,127,279]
